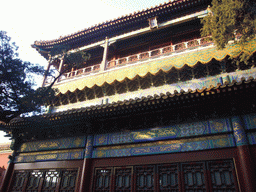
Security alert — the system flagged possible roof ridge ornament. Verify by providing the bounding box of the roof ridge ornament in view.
[148,17,158,29]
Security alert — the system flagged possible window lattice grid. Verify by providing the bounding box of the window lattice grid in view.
[208,160,237,192]
[135,165,155,192]
[25,170,44,192]
[158,164,179,192]
[41,170,60,192]
[10,171,28,192]
[181,162,207,192]
[114,167,132,192]
[59,170,78,192]
[94,168,112,192]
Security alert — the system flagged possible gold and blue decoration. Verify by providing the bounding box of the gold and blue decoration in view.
[14,149,85,163]
[243,114,256,130]
[93,119,232,146]
[232,117,248,146]
[84,135,94,158]
[92,134,235,158]
[18,136,86,152]
[209,119,231,133]
[247,132,256,145]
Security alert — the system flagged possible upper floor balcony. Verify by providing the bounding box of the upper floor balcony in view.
[44,36,213,85]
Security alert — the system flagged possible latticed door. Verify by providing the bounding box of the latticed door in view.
[181,162,207,192]
[26,170,44,192]
[9,171,28,192]
[92,159,239,192]
[158,164,179,192]
[134,165,155,192]
[114,167,133,192]
[94,168,112,192]
[9,169,78,192]
[59,169,78,192]
[41,170,60,192]
[208,160,238,192]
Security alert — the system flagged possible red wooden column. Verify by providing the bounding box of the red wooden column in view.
[100,37,109,71]
[79,135,94,192]
[41,57,52,87]
[231,116,256,192]
[0,161,14,192]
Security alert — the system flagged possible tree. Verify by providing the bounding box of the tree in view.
[47,44,90,86]
[0,31,90,124]
[0,30,56,124]
[201,0,256,63]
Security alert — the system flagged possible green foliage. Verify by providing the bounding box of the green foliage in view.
[0,31,55,123]
[50,44,90,73]
[201,0,256,63]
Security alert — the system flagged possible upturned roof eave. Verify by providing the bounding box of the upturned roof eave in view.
[32,0,210,53]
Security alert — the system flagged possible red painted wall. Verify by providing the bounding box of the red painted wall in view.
[0,153,11,170]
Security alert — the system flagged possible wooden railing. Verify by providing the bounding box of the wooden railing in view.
[45,37,213,85]
[106,37,213,69]
[44,64,101,84]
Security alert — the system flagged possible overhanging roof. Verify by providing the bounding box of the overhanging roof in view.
[32,0,211,54]
[6,76,256,127]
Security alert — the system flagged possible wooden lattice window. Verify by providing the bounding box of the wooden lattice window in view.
[158,164,179,192]
[181,162,207,192]
[92,159,239,192]
[94,168,112,192]
[135,165,155,192]
[114,167,133,192]
[26,170,44,192]
[10,171,28,192]
[9,169,78,192]
[59,170,78,192]
[42,170,60,191]
[208,160,237,191]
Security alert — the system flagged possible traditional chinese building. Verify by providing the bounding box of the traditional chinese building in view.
[1,0,256,191]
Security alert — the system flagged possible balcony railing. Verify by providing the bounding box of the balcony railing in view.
[44,64,101,84]
[106,37,213,69]
[44,37,213,85]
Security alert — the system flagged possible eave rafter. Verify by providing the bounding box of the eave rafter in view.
[4,77,256,139]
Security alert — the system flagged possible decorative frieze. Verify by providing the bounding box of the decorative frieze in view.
[15,149,84,163]
[92,134,235,158]
[94,118,232,146]
[18,136,86,153]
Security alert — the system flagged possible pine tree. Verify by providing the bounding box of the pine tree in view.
[201,0,256,62]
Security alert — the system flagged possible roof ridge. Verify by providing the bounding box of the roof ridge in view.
[33,0,191,47]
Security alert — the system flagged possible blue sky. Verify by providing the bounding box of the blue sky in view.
[0,0,167,143]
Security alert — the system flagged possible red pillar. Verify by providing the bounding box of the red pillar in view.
[79,158,93,192]
[232,116,256,192]
[79,135,94,192]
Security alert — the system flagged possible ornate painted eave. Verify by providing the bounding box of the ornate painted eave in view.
[5,76,256,129]
[53,39,256,95]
